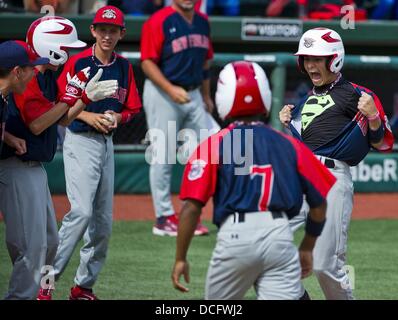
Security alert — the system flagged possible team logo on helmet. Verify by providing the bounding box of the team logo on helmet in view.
[102,9,117,20]
[303,37,315,48]
[188,159,207,181]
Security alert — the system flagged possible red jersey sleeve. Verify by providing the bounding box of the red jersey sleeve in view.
[13,75,53,125]
[371,93,394,152]
[140,16,165,63]
[120,63,142,124]
[179,129,229,205]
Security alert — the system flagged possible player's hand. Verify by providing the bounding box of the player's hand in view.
[203,94,214,113]
[279,104,294,128]
[86,112,112,134]
[171,260,190,292]
[4,133,27,155]
[60,67,91,106]
[103,110,121,130]
[168,85,191,104]
[357,92,378,119]
[299,249,313,279]
[81,69,119,105]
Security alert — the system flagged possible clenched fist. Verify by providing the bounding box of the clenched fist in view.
[279,104,294,128]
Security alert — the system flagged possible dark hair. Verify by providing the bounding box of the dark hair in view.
[0,67,12,78]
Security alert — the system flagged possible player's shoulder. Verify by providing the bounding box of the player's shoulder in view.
[146,6,176,25]
[346,80,376,97]
[195,10,210,22]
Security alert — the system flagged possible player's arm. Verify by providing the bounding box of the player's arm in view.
[279,104,294,128]
[3,131,27,155]
[29,102,71,135]
[141,59,190,104]
[103,63,142,130]
[172,199,203,292]
[299,201,327,279]
[200,60,214,113]
[289,137,336,278]
[357,92,384,149]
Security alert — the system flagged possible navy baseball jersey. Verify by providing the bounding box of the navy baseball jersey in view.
[140,6,213,88]
[289,77,394,166]
[1,69,58,162]
[180,122,336,227]
[58,46,142,133]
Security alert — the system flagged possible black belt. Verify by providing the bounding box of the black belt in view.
[233,211,283,223]
[324,159,335,169]
[172,83,200,91]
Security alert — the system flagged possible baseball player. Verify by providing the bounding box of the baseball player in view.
[279,27,394,300]
[52,5,142,300]
[171,61,336,300]
[0,16,117,300]
[0,41,40,156]
[141,0,213,236]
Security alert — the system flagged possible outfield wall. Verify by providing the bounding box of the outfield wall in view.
[44,151,398,194]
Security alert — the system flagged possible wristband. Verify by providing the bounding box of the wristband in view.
[305,216,326,237]
[369,123,385,143]
[81,91,92,105]
[367,111,380,122]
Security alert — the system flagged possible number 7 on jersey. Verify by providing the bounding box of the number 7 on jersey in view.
[250,165,274,211]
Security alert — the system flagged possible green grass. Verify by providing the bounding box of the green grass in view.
[0,220,397,300]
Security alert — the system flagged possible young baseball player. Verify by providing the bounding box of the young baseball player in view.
[0,16,117,300]
[279,28,394,299]
[172,61,336,300]
[141,0,213,237]
[52,5,142,300]
[0,41,40,156]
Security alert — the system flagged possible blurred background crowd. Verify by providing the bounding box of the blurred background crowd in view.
[0,0,398,21]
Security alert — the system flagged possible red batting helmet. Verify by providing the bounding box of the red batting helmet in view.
[26,16,86,66]
[215,61,272,120]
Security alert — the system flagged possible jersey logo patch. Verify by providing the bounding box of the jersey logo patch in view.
[188,159,207,181]
[301,95,335,131]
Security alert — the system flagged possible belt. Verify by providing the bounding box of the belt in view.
[233,211,284,223]
[172,82,200,91]
[317,156,335,169]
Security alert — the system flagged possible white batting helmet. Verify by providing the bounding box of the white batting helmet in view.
[26,16,86,66]
[215,61,272,120]
[295,28,345,73]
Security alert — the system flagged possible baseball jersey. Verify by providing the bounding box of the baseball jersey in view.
[1,69,58,162]
[140,6,213,88]
[57,46,142,133]
[289,77,394,166]
[180,122,336,227]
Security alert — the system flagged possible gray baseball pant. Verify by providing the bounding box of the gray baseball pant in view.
[53,129,114,289]
[143,79,207,218]
[0,157,58,299]
[289,157,354,300]
[205,211,301,300]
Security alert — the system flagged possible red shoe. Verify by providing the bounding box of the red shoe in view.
[152,214,178,236]
[194,222,209,236]
[69,285,98,300]
[37,287,53,300]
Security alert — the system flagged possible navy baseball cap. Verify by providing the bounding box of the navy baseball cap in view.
[0,40,49,69]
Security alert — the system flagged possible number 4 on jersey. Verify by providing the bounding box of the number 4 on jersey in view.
[250,165,274,211]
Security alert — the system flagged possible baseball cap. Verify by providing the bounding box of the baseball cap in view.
[0,40,49,69]
[92,5,125,28]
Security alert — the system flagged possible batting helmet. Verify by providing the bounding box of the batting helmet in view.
[26,16,86,66]
[215,61,272,121]
[295,28,345,74]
